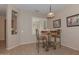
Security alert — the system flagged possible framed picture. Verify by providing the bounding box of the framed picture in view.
[66,14,79,27]
[53,19,61,28]
[11,10,18,34]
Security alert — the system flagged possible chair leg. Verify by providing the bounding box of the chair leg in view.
[53,37,56,50]
[37,43,39,53]
[59,37,61,48]
[59,42,61,48]
[45,39,49,51]
[53,42,56,49]
[36,41,40,54]
[42,39,45,48]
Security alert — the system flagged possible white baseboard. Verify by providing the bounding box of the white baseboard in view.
[6,41,36,50]
[62,44,79,51]
[6,44,20,50]
[20,41,36,45]
[6,41,79,52]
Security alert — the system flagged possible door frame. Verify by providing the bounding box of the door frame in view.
[5,19,6,48]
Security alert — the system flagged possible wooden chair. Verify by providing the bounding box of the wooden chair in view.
[41,31,49,51]
[56,29,61,48]
[36,29,48,53]
[50,29,61,49]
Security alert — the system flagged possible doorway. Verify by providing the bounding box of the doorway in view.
[0,16,6,48]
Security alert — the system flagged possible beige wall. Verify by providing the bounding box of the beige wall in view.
[6,5,20,49]
[18,11,46,45]
[47,18,53,29]
[17,11,34,45]
[52,5,79,51]
[6,5,46,49]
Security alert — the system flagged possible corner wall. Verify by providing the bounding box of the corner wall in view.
[6,5,20,49]
[52,5,79,51]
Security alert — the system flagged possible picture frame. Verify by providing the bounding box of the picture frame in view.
[66,14,79,27]
[53,19,61,28]
[11,10,18,34]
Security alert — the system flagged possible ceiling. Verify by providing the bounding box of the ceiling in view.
[14,4,68,16]
[0,4,68,16]
[0,4,7,16]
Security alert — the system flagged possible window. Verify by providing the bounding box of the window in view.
[32,17,47,35]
